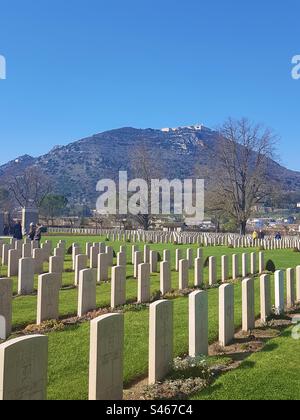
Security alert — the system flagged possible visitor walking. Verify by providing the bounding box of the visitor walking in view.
[259,230,265,240]
[34,223,43,246]
[3,224,9,236]
[275,232,282,241]
[28,223,36,241]
[13,220,23,240]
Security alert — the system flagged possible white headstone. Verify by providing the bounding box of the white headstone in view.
[160,261,171,295]
[0,279,13,339]
[179,259,189,290]
[0,335,48,400]
[111,266,126,309]
[296,266,300,303]
[149,300,173,385]
[286,268,295,309]
[189,291,208,357]
[75,254,88,286]
[138,263,150,304]
[219,284,234,347]
[221,255,228,283]
[37,273,60,324]
[209,256,217,285]
[18,258,34,295]
[232,254,239,280]
[78,268,96,317]
[89,314,124,400]
[260,274,271,323]
[242,278,255,332]
[274,270,285,315]
[194,257,203,287]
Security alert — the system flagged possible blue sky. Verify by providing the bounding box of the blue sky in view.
[0,0,299,169]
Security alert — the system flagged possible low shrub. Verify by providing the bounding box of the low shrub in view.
[204,257,209,268]
[140,356,213,400]
[266,259,276,273]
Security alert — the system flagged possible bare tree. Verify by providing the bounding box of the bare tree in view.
[113,214,132,230]
[209,118,277,235]
[8,167,52,209]
[0,187,13,212]
[129,143,162,230]
[91,212,105,230]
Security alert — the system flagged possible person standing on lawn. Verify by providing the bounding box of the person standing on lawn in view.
[34,223,43,247]
[13,220,23,240]
[28,223,36,241]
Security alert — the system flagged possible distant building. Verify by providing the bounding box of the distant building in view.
[162,223,185,232]
[252,205,273,214]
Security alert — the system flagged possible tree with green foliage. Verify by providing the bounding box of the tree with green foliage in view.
[40,194,68,225]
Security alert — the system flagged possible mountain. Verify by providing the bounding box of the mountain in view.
[1,125,300,207]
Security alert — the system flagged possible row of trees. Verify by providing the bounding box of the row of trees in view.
[0,118,281,234]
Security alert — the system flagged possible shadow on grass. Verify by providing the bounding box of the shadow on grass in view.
[60,324,82,333]
[195,325,291,399]
[223,351,256,364]
[260,343,279,353]
[280,329,293,338]
[193,383,223,398]
[238,360,256,370]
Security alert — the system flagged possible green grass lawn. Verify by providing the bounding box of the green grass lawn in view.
[191,328,300,400]
[1,234,300,400]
